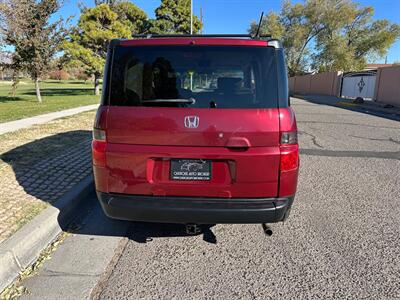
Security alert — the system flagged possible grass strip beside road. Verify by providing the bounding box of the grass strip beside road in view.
[0,80,99,123]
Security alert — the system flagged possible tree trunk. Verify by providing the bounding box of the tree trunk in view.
[35,78,42,103]
[11,79,19,98]
[94,74,100,96]
[10,70,19,98]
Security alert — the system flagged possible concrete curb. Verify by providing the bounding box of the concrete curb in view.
[0,175,94,291]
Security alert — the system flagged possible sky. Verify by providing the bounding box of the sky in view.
[56,0,400,63]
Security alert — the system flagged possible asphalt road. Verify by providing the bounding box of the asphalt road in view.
[22,97,400,299]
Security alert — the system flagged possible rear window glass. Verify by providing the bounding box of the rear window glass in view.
[109,45,278,108]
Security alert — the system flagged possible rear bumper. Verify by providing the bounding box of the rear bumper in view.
[97,192,294,224]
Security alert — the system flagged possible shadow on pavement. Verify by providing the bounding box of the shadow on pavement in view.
[0,130,92,238]
[129,222,217,244]
[66,193,218,244]
[1,130,218,244]
[295,94,400,122]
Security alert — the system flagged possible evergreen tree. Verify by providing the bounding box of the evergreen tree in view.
[150,0,203,34]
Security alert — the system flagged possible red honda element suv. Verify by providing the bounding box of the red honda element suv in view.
[92,34,299,225]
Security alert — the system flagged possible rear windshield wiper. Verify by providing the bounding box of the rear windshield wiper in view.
[141,98,196,104]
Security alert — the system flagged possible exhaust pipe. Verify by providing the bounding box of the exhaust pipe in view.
[262,223,273,236]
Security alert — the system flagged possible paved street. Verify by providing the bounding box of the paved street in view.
[20,97,400,299]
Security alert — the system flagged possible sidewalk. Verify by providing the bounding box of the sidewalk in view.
[0,104,98,135]
[0,111,95,244]
[293,94,400,121]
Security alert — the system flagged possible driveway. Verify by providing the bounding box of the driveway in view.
[19,97,400,299]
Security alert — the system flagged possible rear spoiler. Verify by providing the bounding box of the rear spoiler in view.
[110,35,282,49]
[131,34,272,39]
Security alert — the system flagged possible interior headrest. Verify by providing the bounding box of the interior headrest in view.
[217,77,242,90]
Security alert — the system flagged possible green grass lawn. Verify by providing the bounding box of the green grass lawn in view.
[0,80,100,123]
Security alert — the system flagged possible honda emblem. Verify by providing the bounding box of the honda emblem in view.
[184,116,199,128]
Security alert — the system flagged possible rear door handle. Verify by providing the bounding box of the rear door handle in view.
[225,137,251,149]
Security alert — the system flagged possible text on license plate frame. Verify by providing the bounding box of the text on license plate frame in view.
[170,159,212,181]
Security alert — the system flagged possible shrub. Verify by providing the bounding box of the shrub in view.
[49,70,69,81]
[76,70,90,81]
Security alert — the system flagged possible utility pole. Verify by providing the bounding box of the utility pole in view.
[190,0,193,34]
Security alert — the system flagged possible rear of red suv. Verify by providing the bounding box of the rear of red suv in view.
[93,35,299,224]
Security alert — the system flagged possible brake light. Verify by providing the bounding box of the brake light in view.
[92,128,106,167]
[92,107,108,167]
[92,139,106,167]
[280,131,299,172]
[280,145,299,172]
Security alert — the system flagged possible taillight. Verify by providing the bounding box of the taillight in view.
[280,131,299,172]
[280,132,297,144]
[92,129,106,167]
[280,145,299,172]
[93,128,106,141]
[92,107,108,167]
[92,140,106,167]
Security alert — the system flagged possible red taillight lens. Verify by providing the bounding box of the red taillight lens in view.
[280,131,299,172]
[92,106,108,167]
[280,145,299,172]
[92,140,106,167]
[92,128,106,167]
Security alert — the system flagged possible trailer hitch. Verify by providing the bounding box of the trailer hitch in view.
[185,223,201,235]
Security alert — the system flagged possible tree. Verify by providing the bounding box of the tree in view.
[0,51,23,98]
[0,0,65,102]
[249,0,400,76]
[150,0,203,34]
[63,3,146,95]
[94,0,117,5]
[313,4,400,72]
[112,1,149,34]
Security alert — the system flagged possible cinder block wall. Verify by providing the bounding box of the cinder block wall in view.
[373,66,400,106]
[289,71,342,96]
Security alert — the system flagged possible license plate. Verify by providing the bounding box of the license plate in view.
[170,159,211,181]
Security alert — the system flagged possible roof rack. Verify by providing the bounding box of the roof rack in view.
[132,34,272,40]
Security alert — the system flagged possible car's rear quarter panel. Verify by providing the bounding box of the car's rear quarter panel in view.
[278,107,299,197]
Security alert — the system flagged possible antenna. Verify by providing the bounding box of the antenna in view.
[190,0,193,35]
[200,6,203,34]
[255,12,264,38]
